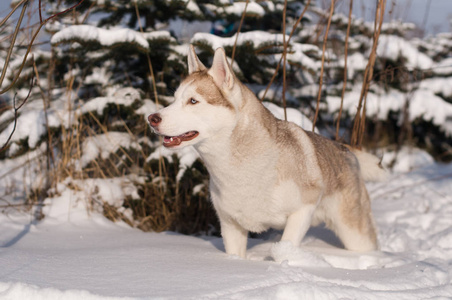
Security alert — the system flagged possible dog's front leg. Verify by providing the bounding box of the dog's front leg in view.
[219,218,248,258]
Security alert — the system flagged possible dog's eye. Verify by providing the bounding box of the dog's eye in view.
[189,98,198,105]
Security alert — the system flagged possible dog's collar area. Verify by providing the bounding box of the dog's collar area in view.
[163,131,199,147]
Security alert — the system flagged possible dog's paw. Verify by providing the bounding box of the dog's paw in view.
[271,240,297,263]
[226,254,244,260]
[271,241,330,267]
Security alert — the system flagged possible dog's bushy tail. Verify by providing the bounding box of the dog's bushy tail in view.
[347,147,388,182]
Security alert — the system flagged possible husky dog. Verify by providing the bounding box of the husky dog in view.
[148,46,386,258]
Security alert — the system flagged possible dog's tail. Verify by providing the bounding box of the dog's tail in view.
[346,146,388,182]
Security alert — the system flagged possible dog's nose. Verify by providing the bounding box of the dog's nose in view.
[148,113,162,127]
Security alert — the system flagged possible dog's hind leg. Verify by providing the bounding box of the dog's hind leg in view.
[220,218,248,258]
[330,188,378,252]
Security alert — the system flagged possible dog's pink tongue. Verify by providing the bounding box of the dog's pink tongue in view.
[163,136,181,147]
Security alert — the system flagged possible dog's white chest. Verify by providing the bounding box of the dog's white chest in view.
[210,178,300,233]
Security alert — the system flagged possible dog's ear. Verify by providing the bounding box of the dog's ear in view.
[187,45,206,74]
[208,48,234,90]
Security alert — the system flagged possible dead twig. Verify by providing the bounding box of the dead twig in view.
[0,0,85,95]
[231,0,249,66]
[335,0,353,141]
[312,0,335,131]
[281,0,288,121]
[260,0,311,101]
[350,0,386,147]
[0,0,28,90]
[0,0,85,153]
[134,2,159,106]
[0,75,35,153]
[134,2,167,196]
[0,0,28,28]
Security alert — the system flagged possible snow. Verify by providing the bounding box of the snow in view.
[326,86,452,136]
[433,57,452,76]
[191,32,320,71]
[134,99,162,118]
[78,132,142,169]
[192,31,285,50]
[409,89,452,134]
[1,149,452,299]
[184,0,202,15]
[337,52,367,79]
[381,20,416,33]
[377,34,433,70]
[417,76,452,98]
[0,110,47,150]
[381,146,435,173]
[0,143,47,204]
[147,143,200,182]
[282,43,320,71]
[0,103,74,155]
[204,2,265,17]
[79,87,141,115]
[51,25,149,51]
[42,176,139,224]
[141,30,175,43]
[84,66,112,86]
[263,102,318,133]
[223,2,265,17]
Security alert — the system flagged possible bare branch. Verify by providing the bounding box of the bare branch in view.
[260,0,311,101]
[335,0,353,141]
[43,0,85,24]
[0,0,85,95]
[350,0,386,148]
[281,0,288,121]
[0,1,28,89]
[0,75,35,153]
[134,2,159,106]
[312,0,335,131]
[231,0,249,66]
[0,0,28,28]
[39,0,43,24]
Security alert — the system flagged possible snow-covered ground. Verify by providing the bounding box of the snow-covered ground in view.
[1,153,451,299]
[0,154,452,299]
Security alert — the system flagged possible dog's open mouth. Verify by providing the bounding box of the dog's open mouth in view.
[162,131,199,147]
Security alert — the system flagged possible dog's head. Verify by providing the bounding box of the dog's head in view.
[148,45,242,149]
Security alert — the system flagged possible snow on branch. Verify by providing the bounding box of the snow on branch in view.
[204,1,265,18]
[0,77,34,153]
[192,31,320,71]
[78,132,142,169]
[377,34,433,70]
[79,87,142,115]
[141,31,176,43]
[326,88,452,136]
[192,31,285,50]
[51,25,150,52]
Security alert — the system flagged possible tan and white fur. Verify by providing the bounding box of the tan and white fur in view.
[148,46,386,259]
